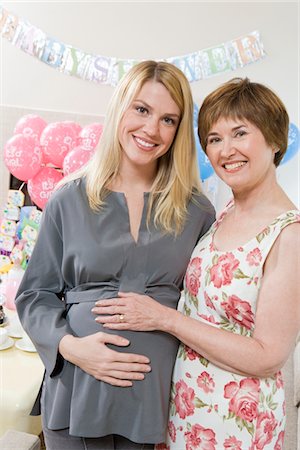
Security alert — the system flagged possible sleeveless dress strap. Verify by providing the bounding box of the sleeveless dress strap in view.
[254,210,299,263]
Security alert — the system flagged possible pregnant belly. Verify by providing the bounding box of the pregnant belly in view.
[66,300,178,364]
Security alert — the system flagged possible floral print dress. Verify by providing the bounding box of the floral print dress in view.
[160,205,299,450]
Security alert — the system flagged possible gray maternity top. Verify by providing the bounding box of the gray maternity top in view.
[16,178,215,443]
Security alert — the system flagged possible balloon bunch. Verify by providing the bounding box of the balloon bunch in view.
[3,115,103,209]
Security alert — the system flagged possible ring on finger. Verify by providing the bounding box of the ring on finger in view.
[119,314,125,322]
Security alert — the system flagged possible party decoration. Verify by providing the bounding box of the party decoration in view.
[13,114,47,141]
[7,189,25,207]
[0,190,42,273]
[63,121,82,137]
[197,140,215,181]
[15,206,41,241]
[0,234,14,253]
[63,146,93,175]
[280,123,300,165]
[0,255,11,270]
[0,191,40,310]
[40,121,78,168]
[193,102,199,131]
[0,265,25,310]
[4,134,42,181]
[202,173,220,208]
[27,167,63,209]
[0,218,17,237]
[0,5,266,86]
[78,123,103,151]
[2,203,20,221]
[193,103,214,181]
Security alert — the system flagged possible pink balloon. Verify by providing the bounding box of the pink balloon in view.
[27,167,63,209]
[40,122,78,168]
[4,134,42,181]
[14,115,47,141]
[63,121,82,137]
[78,123,103,151]
[63,146,93,175]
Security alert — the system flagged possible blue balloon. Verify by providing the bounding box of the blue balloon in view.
[193,102,199,128]
[280,123,300,165]
[193,103,214,180]
[195,135,215,180]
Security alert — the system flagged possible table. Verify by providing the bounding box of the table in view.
[0,308,44,437]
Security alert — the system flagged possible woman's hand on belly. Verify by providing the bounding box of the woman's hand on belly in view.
[92,292,168,331]
[58,332,151,387]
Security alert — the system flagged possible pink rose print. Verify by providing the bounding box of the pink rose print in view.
[185,345,199,361]
[274,431,285,450]
[204,292,216,310]
[253,411,277,449]
[247,276,259,286]
[223,436,243,450]
[167,421,176,443]
[197,314,219,325]
[185,257,202,296]
[174,379,195,419]
[210,253,239,288]
[224,378,260,422]
[221,295,254,329]
[216,209,227,224]
[246,248,262,266]
[197,371,215,393]
[275,371,284,389]
[184,424,217,450]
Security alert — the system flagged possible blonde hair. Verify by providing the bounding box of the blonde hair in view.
[60,60,201,234]
[198,77,289,167]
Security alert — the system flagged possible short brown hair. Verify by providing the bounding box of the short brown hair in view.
[198,78,289,167]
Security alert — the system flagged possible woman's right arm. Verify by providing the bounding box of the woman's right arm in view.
[15,198,150,385]
[59,333,150,387]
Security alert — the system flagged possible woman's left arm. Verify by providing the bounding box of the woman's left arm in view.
[93,224,300,377]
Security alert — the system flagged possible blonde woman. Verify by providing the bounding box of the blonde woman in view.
[16,61,215,450]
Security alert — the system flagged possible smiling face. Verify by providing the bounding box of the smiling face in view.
[118,80,181,173]
[205,117,277,193]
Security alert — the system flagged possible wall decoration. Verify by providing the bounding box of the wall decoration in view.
[0,5,266,87]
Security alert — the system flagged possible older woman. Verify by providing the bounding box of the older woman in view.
[94,78,300,449]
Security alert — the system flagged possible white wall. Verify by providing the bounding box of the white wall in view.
[0,1,299,208]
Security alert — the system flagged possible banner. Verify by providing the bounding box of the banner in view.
[0,5,266,86]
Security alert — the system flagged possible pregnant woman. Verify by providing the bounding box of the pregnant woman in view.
[16,60,215,450]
